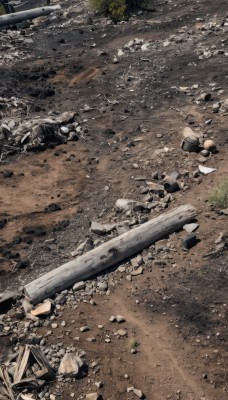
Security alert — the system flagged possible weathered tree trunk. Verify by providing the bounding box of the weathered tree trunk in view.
[0,5,61,27]
[24,204,196,304]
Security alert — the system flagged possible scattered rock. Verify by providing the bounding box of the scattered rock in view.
[58,354,86,378]
[97,281,108,291]
[133,388,145,399]
[116,315,126,323]
[131,266,143,276]
[116,329,127,337]
[73,281,86,291]
[86,394,102,400]
[183,223,199,233]
[182,233,197,249]
[80,326,90,332]
[90,221,116,235]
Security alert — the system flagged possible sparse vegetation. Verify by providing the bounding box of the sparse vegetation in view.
[209,179,228,208]
[90,0,153,21]
[129,338,139,349]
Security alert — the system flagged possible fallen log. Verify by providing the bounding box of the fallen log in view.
[24,204,196,304]
[0,5,61,27]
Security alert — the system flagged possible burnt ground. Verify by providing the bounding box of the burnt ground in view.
[0,0,228,399]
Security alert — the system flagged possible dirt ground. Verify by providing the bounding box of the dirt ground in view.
[0,0,227,399]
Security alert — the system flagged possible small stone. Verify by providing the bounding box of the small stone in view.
[60,126,69,134]
[133,388,144,399]
[116,315,125,323]
[97,281,108,291]
[221,208,228,215]
[203,139,216,151]
[131,266,143,276]
[118,266,126,273]
[61,321,66,327]
[182,233,197,249]
[58,353,85,377]
[200,149,209,157]
[86,394,102,400]
[51,323,58,329]
[95,381,103,388]
[73,281,85,291]
[183,223,199,233]
[4,170,14,178]
[109,316,116,323]
[80,326,90,332]
[116,329,127,337]
[212,103,220,113]
[91,221,115,235]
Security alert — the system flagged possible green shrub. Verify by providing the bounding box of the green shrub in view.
[209,179,228,208]
[90,0,126,21]
[90,0,153,21]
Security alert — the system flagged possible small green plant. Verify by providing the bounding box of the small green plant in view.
[90,0,152,21]
[90,0,127,21]
[0,5,6,15]
[209,179,228,208]
[129,338,139,349]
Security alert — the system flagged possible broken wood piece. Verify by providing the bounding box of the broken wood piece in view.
[0,6,61,28]
[24,204,196,304]
[30,345,56,379]
[31,300,52,317]
[20,394,36,400]
[11,377,45,391]
[14,345,30,384]
[0,366,15,400]
[0,291,18,305]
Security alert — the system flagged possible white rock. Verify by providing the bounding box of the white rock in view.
[58,353,84,377]
[73,281,85,291]
[183,223,199,233]
[60,126,69,134]
[133,388,144,398]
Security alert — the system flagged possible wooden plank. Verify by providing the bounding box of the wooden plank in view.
[24,204,196,304]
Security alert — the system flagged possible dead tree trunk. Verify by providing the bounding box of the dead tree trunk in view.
[24,204,197,304]
[0,5,61,28]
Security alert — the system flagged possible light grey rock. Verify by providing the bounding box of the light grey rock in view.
[116,315,125,323]
[86,394,102,400]
[73,281,86,291]
[133,388,144,398]
[90,221,116,235]
[80,326,90,332]
[97,281,108,291]
[116,198,150,212]
[131,266,143,276]
[183,223,199,233]
[58,353,85,377]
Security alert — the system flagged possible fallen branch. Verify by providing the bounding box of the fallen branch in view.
[0,5,61,28]
[24,204,197,304]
